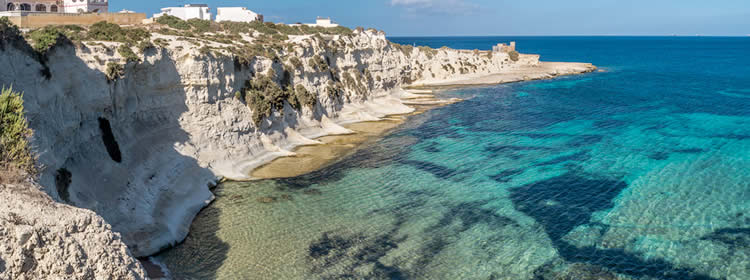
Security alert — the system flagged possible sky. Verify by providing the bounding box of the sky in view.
[112,0,750,36]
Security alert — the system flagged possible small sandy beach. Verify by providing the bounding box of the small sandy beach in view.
[250,61,594,179]
[251,95,456,179]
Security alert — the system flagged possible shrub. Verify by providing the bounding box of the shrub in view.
[199,45,211,55]
[308,55,328,71]
[288,57,302,69]
[325,81,343,99]
[88,21,150,43]
[153,38,170,48]
[117,44,139,63]
[392,43,414,57]
[0,17,22,44]
[244,71,287,125]
[186,18,214,33]
[418,46,437,59]
[0,86,34,174]
[509,50,520,62]
[271,33,289,42]
[294,84,316,109]
[105,62,124,82]
[220,21,253,34]
[137,40,154,53]
[156,15,191,30]
[28,26,67,54]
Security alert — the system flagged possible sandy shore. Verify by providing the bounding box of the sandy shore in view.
[250,62,595,179]
[251,96,457,179]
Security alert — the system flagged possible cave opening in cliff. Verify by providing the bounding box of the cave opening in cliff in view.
[55,168,72,202]
[98,117,123,163]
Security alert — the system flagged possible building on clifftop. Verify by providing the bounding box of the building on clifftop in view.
[2,0,108,13]
[291,17,340,28]
[492,42,516,53]
[153,4,211,21]
[215,7,262,23]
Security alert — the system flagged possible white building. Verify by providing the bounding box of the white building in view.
[215,7,262,23]
[2,0,108,13]
[308,17,339,28]
[290,17,340,28]
[312,17,338,28]
[153,4,211,21]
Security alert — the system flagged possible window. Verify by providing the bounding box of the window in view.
[50,5,58,12]
[35,4,46,12]
[7,3,15,11]
[19,3,31,11]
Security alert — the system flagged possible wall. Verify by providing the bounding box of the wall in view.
[4,12,145,28]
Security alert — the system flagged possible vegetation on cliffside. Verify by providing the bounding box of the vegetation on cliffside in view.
[3,16,511,129]
[0,87,34,182]
[241,69,318,125]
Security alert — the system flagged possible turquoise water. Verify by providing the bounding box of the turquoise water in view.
[160,37,750,279]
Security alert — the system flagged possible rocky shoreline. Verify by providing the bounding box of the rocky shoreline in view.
[0,21,594,278]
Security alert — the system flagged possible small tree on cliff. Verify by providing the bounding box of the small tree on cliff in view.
[0,86,34,181]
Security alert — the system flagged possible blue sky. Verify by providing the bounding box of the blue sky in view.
[112,0,750,36]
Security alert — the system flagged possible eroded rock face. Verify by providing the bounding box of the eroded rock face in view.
[0,29,543,257]
[0,183,146,280]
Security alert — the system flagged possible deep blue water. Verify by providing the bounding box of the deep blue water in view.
[161,37,750,279]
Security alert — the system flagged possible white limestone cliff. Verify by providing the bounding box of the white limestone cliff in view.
[0,28,594,263]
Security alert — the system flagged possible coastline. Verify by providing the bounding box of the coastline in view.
[250,90,459,179]
[242,61,596,180]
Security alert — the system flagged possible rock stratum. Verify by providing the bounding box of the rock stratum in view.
[0,26,594,278]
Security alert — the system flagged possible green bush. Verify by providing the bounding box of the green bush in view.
[106,62,124,81]
[392,43,414,57]
[28,26,67,54]
[288,57,303,69]
[186,18,214,33]
[0,86,34,174]
[308,55,329,71]
[0,17,22,44]
[241,69,320,125]
[117,44,139,63]
[137,40,154,53]
[88,21,150,43]
[157,15,191,30]
[153,38,169,48]
[244,72,287,125]
[199,45,211,55]
[508,50,520,62]
[219,21,254,34]
[295,84,316,109]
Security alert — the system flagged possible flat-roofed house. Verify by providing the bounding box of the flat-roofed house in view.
[153,4,211,21]
[290,17,340,28]
[215,7,262,23]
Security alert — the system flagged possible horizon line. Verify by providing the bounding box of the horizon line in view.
[386,34,750,38]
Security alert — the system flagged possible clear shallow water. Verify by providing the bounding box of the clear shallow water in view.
[160,37,750,279]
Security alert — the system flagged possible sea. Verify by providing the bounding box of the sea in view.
[158,37,750,280]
